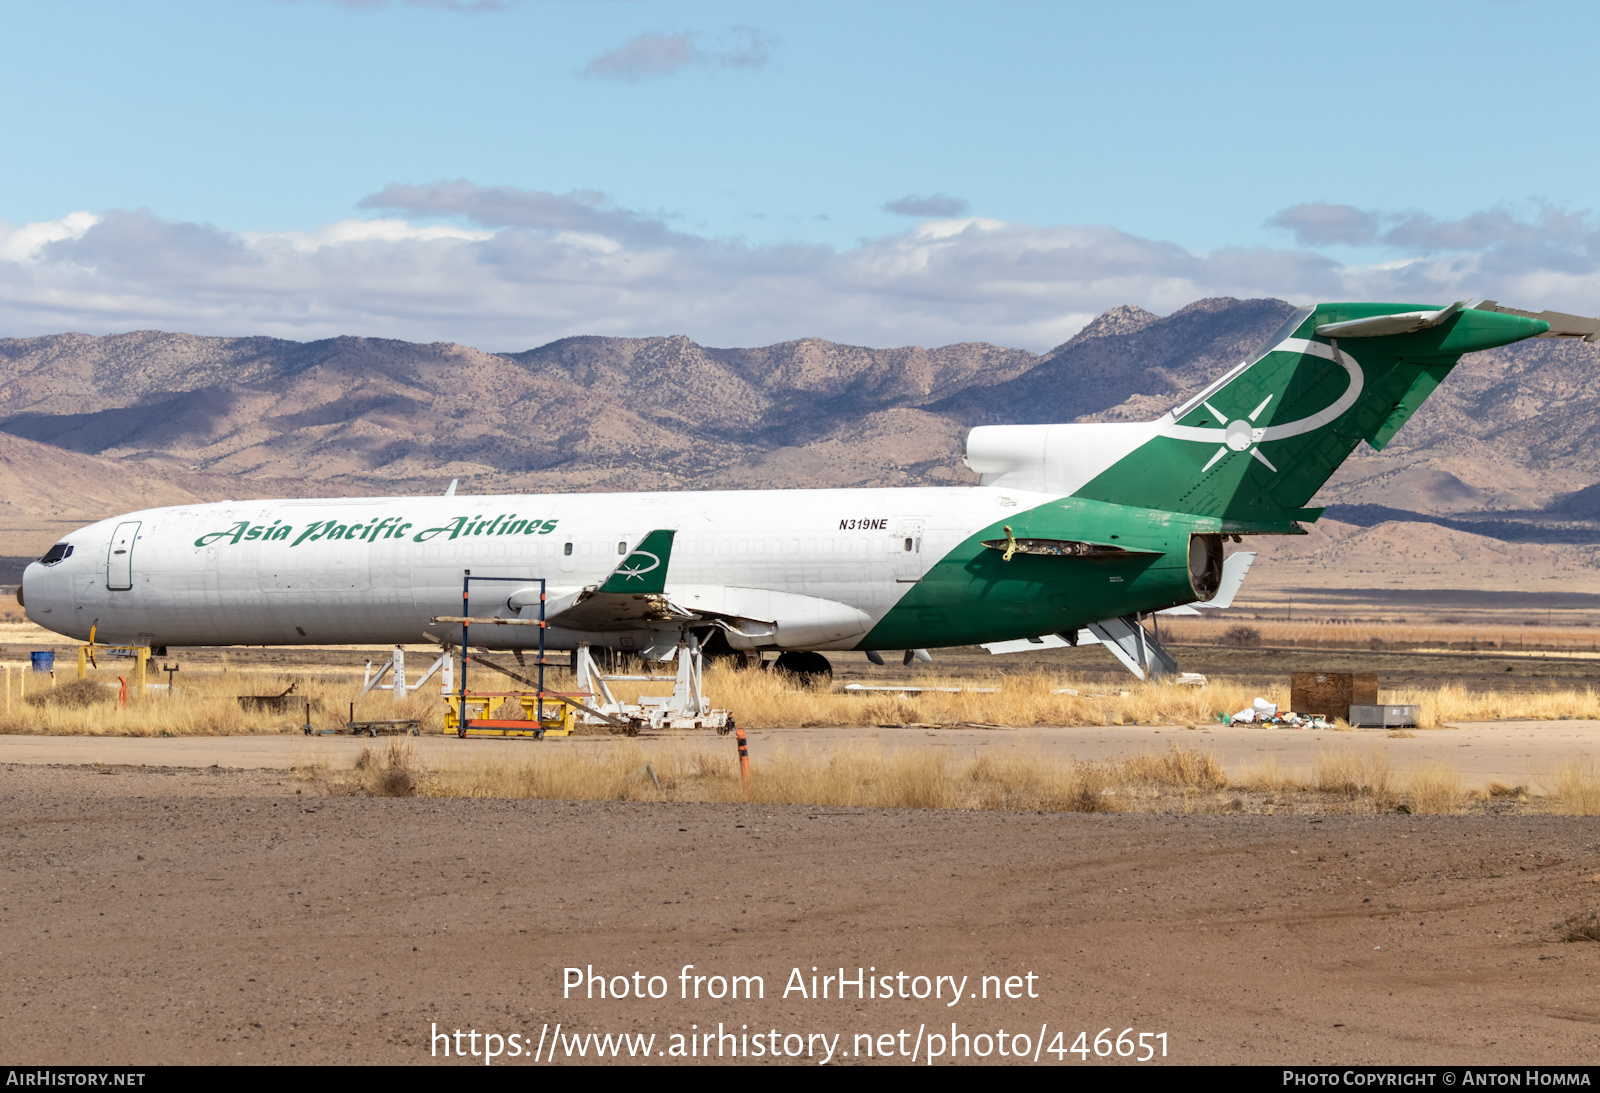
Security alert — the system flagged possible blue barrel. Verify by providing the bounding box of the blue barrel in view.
[30,651,54,673]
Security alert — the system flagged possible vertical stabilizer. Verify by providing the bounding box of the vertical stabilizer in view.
[1068,303,1551,523]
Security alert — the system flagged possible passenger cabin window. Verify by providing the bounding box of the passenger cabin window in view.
[563,542,573,556]
[40,543,72,565]
[618,541,627,555]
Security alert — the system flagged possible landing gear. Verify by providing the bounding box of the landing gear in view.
[773,651,832,688]
[697,628,765,671]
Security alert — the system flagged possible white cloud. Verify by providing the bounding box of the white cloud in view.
[256,217,494,252]
[1269,201,1600,278]
[0,211,99,263]
[2,186,1598,351]
[1267,203,1379,247]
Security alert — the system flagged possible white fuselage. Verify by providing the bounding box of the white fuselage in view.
[22,486,1052,653]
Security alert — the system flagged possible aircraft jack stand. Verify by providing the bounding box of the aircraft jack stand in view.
[574,639,732,732]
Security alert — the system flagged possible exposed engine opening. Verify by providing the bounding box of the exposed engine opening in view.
[980,531,1155,560]
[1188,533,1223,600]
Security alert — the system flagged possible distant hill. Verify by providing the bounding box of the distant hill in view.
[5,299,1600,593]
[0,329,1040,493]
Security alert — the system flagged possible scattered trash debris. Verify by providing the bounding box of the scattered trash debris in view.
[1215,696,1333,729]
[1229,697,1278,723]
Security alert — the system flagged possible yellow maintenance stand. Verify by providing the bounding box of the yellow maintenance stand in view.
[444,691,577,738]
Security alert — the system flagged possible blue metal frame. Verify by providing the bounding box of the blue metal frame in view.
[458,571,548,727]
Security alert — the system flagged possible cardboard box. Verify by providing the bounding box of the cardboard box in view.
[1289,672,1379,722]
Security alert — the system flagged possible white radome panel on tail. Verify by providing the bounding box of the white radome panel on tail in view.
[964,420,1165,494]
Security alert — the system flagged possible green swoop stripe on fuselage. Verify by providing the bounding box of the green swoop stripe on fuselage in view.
[858,495,1214,649]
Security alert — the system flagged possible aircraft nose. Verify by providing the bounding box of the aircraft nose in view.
[19,561,41,618]
[19,560,60,625]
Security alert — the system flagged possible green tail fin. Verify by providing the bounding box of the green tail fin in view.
[1071,303,1549,524]
[599,529,676,594]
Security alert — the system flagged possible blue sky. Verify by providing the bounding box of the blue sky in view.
[1,0,1597,350]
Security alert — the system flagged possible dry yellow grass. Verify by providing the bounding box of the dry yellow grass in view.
[321,738,1543,816]
[326,735,1548,817]
[1228,756,1302,794]
[600,667,1600,730]
[1548,757,1600,816]
[319,739,1239,814]
[1407,682,1600,725]
[694,665,1290,729]
[1315,747,1397,805]
[8,657,1600,736]
[0,662,443,737]
[1405,763,1465,815]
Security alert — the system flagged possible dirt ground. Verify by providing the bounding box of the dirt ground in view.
[3,763,1597,1066]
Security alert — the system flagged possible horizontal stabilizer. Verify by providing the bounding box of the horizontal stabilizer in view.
[1477,301,1600,343]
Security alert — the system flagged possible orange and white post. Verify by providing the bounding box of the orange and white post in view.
[735,727,751,800]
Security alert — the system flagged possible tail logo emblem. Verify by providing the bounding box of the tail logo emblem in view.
[615,550,661,581]
[1162,338,1364,474]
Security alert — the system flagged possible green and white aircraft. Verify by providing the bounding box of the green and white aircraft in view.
[19,301,1599,680]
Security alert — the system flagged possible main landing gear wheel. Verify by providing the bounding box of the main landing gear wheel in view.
[773,651,832,689]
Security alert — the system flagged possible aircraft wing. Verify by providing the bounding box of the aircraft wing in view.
[536,530,695,631]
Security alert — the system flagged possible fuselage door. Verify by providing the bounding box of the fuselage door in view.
[894,519,926,582]
[106,520,140,591]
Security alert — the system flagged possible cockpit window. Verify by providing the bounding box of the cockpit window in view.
[39,543,73,565]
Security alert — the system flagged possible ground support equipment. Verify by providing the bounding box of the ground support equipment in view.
[444,692,578,739]
[574,640,732,732]
[360,645,451,701]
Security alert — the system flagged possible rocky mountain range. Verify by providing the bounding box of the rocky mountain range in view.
[5,297,1600,593]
